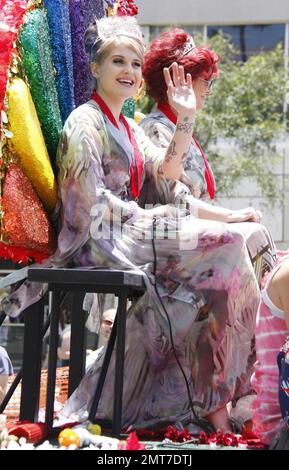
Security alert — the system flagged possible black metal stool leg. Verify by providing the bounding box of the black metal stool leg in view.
[20,299,45,422]
[68,292,87,397]
[0,310,6,327]
[112,291,128,437]
[0,369,22,413]
[45,291,60,427]
[88,315,117,422]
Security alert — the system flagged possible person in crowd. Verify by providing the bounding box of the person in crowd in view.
[54,308,116,369]
[57,325,72,366]
[0,346,13,405]
[85,308,116,370]
[1,16,261,433]
[97,308,116,348]
[251,251,289,445]
[140,28,276,281]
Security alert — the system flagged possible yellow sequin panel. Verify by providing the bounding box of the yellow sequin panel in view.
[134,111,146,125]
[7,78,57,213]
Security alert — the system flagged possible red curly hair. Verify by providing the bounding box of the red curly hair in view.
[142,28,220,104]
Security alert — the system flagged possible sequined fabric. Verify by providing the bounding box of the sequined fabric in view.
[122,97,135,118]
[43,0,75,122]
[0,0,29,113]
[69,0,105,106]
[19,8,62,161]
[2,163,56,254]
[7,77,57,213]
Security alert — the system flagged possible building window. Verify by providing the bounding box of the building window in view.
[207,24,285,61]
[147,25,203,42]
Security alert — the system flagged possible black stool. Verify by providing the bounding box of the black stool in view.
[20,267,146,437]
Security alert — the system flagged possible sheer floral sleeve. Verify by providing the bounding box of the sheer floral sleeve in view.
[131,117,191,207]
[56,105,138,257]
[140,117,172,149]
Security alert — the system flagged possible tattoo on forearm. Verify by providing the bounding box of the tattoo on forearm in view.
[176,121,194,134]
[165,140,177,162]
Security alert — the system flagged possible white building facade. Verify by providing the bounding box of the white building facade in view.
[137,0,289,27]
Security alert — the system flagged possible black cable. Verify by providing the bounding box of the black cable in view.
[151,217,209,432]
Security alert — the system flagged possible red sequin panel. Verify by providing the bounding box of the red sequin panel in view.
[2,163,56,254]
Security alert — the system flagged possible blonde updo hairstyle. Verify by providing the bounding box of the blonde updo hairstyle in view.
[84,16,145,88]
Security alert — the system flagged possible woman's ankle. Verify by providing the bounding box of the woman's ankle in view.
[206,406,232,432]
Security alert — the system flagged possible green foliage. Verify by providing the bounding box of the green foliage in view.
[196,35,287,202]
[136,92,154,115]
[139,32,288,203]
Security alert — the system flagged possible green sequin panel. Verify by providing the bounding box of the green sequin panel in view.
[122,98,135,119]
[19,8,62,164]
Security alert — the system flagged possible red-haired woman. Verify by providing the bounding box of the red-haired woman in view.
[140,28,276,282]
[141,28,219,203]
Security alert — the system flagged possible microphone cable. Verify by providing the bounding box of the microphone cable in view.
[151,216,209,431]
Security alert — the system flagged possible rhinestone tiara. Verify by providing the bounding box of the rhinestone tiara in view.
[93,16,144,46]
[182,36,196,57]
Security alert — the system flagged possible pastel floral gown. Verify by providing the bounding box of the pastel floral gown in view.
[2,100,260,428]
[140,110,277,283]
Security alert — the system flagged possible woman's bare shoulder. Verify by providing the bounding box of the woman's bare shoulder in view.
[274,260,289,298]
[278,259,289,277]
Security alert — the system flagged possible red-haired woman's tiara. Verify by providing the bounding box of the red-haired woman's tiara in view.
[182,36,196,56]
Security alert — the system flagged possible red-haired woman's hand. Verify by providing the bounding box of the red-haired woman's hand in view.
[226,207,263,223]
[163,62,196,119]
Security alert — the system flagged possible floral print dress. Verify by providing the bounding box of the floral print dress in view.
[1,100,260,429]
[49,101,260,428]
[140,110,277,283]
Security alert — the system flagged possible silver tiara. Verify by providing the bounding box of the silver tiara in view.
[182,36,196,57]
[93,16,144,46]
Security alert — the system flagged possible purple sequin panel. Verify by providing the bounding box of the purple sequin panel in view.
[69,0,105,106]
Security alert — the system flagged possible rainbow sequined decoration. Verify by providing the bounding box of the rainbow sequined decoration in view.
[2,163,56,255]
[0,0,29,114]
[69,0,105,106]
[0,0,142,264]
[19,7,62,161]
[7,77,57,213]
[43,0,75,122]
[104,0,139,16]
[122,98,135,119]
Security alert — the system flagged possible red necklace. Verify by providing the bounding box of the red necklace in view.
[91,90,143,199]
[157,102,216,200]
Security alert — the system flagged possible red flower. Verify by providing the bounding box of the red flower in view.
[164,425,192,442]
[119,432,147,450]
[198,430,242,447]
[0,0,29,112]
[164,425,182,442]
[198,431,210,444]
[125,425,266,449]
[117,0,138,16]
[182,428,191,441]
